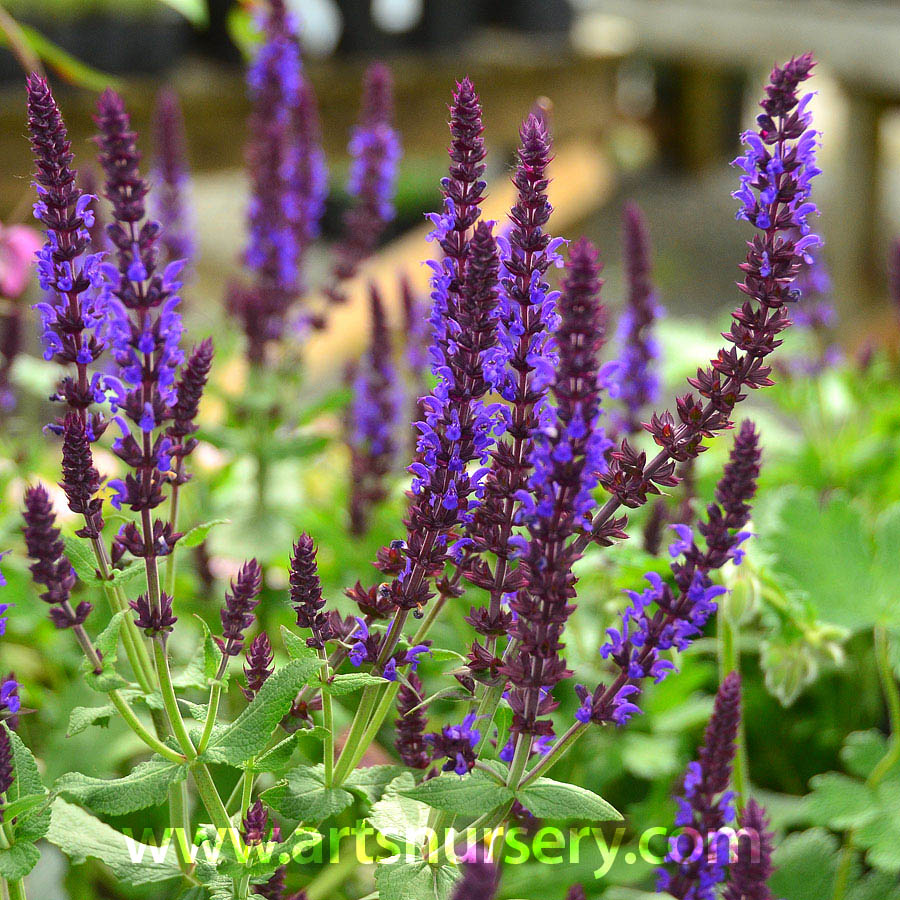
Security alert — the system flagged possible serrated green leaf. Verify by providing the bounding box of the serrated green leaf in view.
[67,704,115,737]
[55,758,187,815]
[46,798,182,884]
[63,533,101,582]
[244,734,298,773]
[322,672,387,695]
[5,726,50,843]
[400,771,512,817]
[261,765,354,823]
[203,657,321,766]
[516,778,622,822]
[345,765,407,802]
[109,563,147,589]
[180,518,230,549]
[375,858,459,900]
[369,774,431,845]
[0,793,50,823]
[82,610,129,692]
[855,803,900,873]
[174,617,221,689]
[770,828,839,900]
[280,625,317,660]
[806,773,878,831]
[0,842,40,881]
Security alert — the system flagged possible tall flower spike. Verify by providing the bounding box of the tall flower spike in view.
[95,89,185,522]
[658,672,742,900]
[217,559,263,659]
[151,88,194,266]
[327,62,402,304]
[578,423,759,730]
[167,337,214,486]
[290,534,333,649]
[724,799,776,900]
[613,201,663,437]
[395,672,430,769]
[244,632,275,700]
[22,484,89,628]
[348,285,400,534]
[597,55,818,528]
[60,412,104,539]
[26,74,107,434]
[503,238,611,743]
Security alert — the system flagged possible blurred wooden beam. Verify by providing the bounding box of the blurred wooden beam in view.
[303,139,615,381]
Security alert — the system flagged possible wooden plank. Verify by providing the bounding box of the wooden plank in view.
[302,140,615,381]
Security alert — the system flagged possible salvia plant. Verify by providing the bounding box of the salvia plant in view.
[3,40,862,900]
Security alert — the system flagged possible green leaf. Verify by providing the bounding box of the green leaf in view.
[280,625,317,660]
[806,773,878,831]
[244,734,298,773]
[158,0,209,26]
[203,658,321,766]
[63,533,101,582]
[369,774,431,845]
[67,704,115,737]
[516,778,622,822]
[55,758,187,816]
[0,842,41,881]
[400,771,512,817]
[855,781,900,872]
[262,765,354,823]
[174,617,220,689]
[5,726,50,843]
[82,611,129,692]
[375,858,459,900]
[0,793,50,823]
[180,518,230,549]
[46,798,182,884]
[322,672,387,695]
[770,828,839,900]
[841,730,891,779]
[345,765,407,802]
[109,563,147,589]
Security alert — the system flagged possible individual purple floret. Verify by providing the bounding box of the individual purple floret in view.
[151,88,194,266]
[327,62,402,304]
[612,201,663,437]
[22,484,89,629]
[503,239,611,745]
[290,534,334,650]
[348,285,400,534]
[216,559,263,660]
[425,713,481,776]
[576,421,759,730]
[599,54,819,528]
[244,632,275,700]
[26,74,108,437]
[724,799,776,900]
[230,0,325,358]
[658,672,742,900]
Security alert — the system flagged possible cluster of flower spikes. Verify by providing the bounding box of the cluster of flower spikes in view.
[575,419,759,730]
[151,88,194,266]
[596,54,819,527]
[501,238,612,746]
[327,62,402,304]
[457,113,562,684]
[658,672,742,900]
[612,200,663,438]
[26,74,108,439]
[348,285,401,534]
[370,79,501,637]
[229,0,326,360]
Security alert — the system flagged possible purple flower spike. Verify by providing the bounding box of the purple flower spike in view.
[613,201,663,437]
[217,559,263,658]
[451,859,499,900]
[167,337,214,486]
[0,725,12,811]
[26,74,108,433]
[348,285,401,534]
[395,672,430,769]
[328,62,402,303]
[60,412,105,539]
[243,632,275,700]
[290,533,334,650]
[22,484,90,629]
[242,799,269,846]
[151,88,194,266]
[659,672,742,899]
[503,239,610,742]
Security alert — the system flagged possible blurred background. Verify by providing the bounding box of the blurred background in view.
[2,0,899,357]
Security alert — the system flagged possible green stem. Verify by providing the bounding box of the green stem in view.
[0,809,27,900]
[719,611,749,812]
[169,780,193,875]
[318,652,334,786]
[197,683,222,756]
[153,639,197,759]
[520,722,587,789]
[108,690,185,764]
[191,761,232,831]
[304,848,359,900]
[332,684,381,785]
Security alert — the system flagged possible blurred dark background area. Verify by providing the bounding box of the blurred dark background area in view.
[2,0,900,347]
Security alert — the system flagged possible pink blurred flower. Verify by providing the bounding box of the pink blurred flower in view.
[0,224,41,298]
